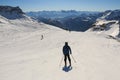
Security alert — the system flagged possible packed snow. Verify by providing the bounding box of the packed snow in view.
[0,15,120,80]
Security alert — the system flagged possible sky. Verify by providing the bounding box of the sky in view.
[0,0,120,12]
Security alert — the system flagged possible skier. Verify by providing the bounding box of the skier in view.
[63,42,72,67]
[41,35,43,40]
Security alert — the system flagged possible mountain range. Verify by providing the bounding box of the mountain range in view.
[26,10,100,31]
[26,9,120,38]
[0,6,120,37]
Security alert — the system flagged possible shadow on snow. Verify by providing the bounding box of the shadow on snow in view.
[62,66,72,72]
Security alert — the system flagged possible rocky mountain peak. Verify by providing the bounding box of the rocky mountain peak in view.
[0,6,24,19]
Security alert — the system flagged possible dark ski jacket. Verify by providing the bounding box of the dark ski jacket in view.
[63,45,72,55]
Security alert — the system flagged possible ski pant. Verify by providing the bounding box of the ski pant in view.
[64,54,71,66]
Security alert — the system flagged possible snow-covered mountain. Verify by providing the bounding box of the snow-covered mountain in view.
[0,6,62,43]
[0,6,25,19]
[89,10,120,39]
[101,10,120,21]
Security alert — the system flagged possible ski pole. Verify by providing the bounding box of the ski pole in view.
[59,56,64,67]
[71,54,76,63]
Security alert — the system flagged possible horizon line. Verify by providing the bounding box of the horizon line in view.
[25,9,120,12]
[0,5,119,12]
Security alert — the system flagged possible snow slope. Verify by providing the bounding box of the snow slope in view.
[0,16,120,80]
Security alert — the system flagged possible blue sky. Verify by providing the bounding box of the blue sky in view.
[0,0,120,12]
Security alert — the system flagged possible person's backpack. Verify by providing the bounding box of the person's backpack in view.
[63,46,70,55]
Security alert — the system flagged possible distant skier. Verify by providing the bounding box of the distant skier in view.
[63,42,72,67]
[41,35,43,40]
